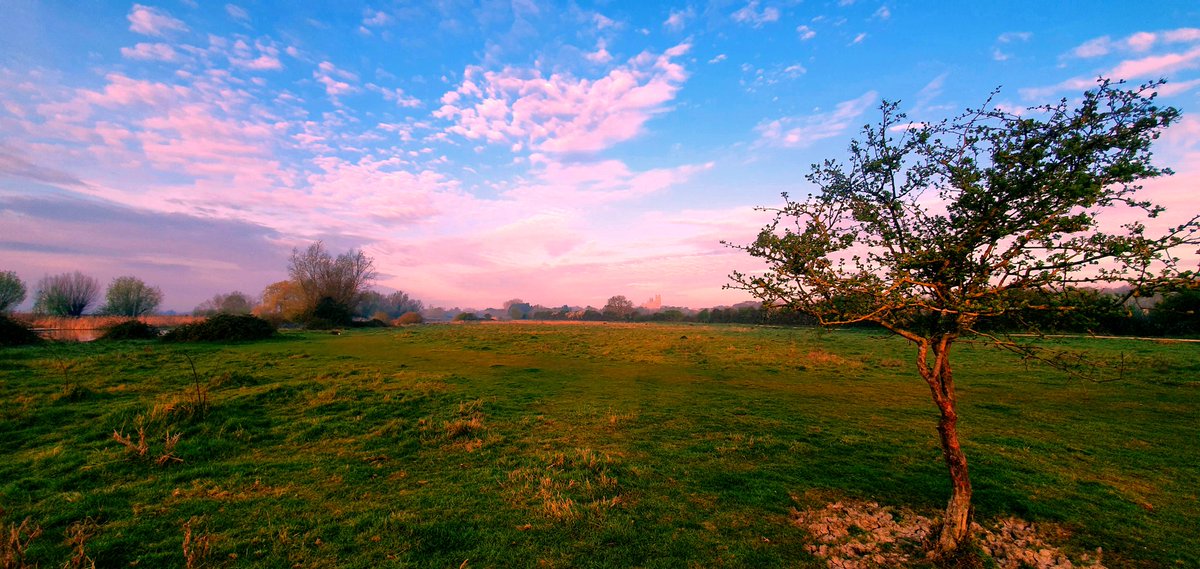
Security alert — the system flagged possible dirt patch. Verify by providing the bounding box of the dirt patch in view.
[792,501,1106,568]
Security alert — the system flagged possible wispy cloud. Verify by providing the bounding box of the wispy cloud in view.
[755,91,878,148]
[1023,44,1200,99]
[664,7,692,32]
[732,1,780,28]
[225,4,251,24]
[128,4,188,37]
[120,42,178,62]
[797,25,816,41]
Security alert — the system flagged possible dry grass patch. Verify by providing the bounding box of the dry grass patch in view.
[505,448,624,523]
[792,500,1106,569]
[1,517,42,569]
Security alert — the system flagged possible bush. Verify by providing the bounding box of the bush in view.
[395,312,424,325]
[0,315,42,346]
[350,318,389,328]
[453,312,478,322]
[100,320,159,340]
[162,314,276,342]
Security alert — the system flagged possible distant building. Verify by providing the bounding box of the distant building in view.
[642,294,662,310]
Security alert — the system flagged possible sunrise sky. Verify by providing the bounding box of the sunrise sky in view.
[1,1,1198,312]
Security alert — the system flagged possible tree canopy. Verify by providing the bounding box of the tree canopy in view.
[100,276,163,317]
[728,79,1198,556]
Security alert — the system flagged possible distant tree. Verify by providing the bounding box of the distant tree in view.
[100,276,163,317]
[254,280,306,323]
[0,271,26,313]
[385,291,423,317]
[504,298,532,320]
[33,272,99,316]
[602,295,635,320]
[453,311,478,322]
[356,290,387,318]
[289,241,376,325]
[728,80,1198,556]
[194,291,255,316]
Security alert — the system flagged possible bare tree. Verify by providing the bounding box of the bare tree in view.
[101,276,163,317]
[0,270,26,313]
[728,79,1198,557]
[288,242,376,324]
[34,272,100,316]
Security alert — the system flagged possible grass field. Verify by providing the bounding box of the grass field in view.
[1,322,1197,568]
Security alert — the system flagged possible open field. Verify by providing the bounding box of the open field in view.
[1,322,1197,568]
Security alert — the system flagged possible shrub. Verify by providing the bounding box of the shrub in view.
[395,312,424,325]
[350,318,389,328]
[162,314,276,342]
[0,315,42,346]
[100,319,159,341]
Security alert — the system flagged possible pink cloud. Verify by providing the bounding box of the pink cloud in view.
[1109,46,1200,78]
[756,91,878,148]
[314,61,358,100]
[436,44,691,154]
[586,39,613,64]
[664,8,692,31]
[503,156,713,205]
[120,42,178,62]
[128,4,188,37]
[1068,28,1200,59]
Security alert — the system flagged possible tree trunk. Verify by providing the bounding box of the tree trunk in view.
[919,336,974,556]
[935,395,972,554]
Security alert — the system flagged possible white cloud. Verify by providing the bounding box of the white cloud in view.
[873,6,891,20]
[708,54,727,64]
[797,25,816,41]
[851,32,867,45]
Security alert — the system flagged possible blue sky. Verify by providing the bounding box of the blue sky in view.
[1,0,1198,311]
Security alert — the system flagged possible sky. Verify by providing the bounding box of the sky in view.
[1,1,1198,312]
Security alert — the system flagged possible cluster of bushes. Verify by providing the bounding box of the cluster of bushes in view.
[99,320,159,340]
[162,314,276,342]
[0,315,42,347]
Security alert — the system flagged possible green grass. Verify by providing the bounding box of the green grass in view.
[1,323,1197,568]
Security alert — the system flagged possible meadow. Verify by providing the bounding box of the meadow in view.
[1,322,1196,568]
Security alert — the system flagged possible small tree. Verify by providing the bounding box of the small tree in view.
[0,270,26,314]
[101,276,163,317]
[602,295,635,320]
[288,242,376,325]
[0,271,26,313]
[728,79,1198,556]
[34,272,100,316]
